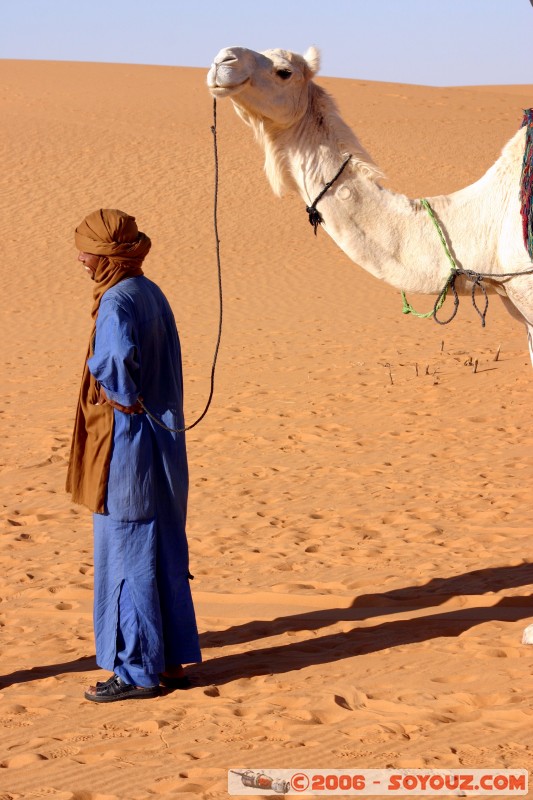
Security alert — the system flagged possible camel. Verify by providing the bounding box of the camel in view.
[207,46,533,362]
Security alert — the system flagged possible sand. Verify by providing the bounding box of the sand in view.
[1,59,533,799]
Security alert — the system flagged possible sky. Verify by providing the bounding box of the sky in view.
[1,0,532,87]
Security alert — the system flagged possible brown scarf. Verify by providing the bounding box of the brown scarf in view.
[66,209,151,512]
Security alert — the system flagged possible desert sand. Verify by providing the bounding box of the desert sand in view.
[1,58,533,798]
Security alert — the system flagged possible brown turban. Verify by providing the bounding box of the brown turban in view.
[74,208,151,319]
[66,209,151,512]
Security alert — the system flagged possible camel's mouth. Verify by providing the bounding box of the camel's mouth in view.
[208,77,250,98]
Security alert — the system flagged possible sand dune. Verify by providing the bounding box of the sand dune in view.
[1,59,532,798]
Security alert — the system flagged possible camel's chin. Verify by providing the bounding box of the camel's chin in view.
[208,79,249,98]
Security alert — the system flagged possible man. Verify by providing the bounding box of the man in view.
[66,208,201,702]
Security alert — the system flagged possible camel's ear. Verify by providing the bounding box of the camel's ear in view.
[303,46,320,77]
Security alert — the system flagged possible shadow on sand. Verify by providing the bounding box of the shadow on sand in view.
[0,655,98,689]
[194,561,533,686]
[2,563,532,689]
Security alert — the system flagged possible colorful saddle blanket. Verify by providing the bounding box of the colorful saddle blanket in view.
[520,108,533,259]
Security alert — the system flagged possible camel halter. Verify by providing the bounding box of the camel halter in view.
[402,199,533,327]
[403,111,533,326]
[306,155,352,234]
[305,151,533,328]
[139,98,223,433]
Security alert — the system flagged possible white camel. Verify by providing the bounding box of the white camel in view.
[207,46,533,362]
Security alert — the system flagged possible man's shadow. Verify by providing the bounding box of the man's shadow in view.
[0,656,98,690]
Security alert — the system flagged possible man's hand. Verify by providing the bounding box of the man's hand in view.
[98,386,144,415]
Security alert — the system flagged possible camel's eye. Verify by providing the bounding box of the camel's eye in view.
[276,68,292,80]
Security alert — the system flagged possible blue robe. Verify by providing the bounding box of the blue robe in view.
[87,275,201,686]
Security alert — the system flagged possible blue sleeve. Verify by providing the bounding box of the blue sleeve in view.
[87,296,141,407]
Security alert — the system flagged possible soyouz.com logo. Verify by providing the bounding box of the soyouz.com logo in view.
[228,768,528,795]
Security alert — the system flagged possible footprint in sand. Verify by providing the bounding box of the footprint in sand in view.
[42,744,81,759]
[132,719,175,733]
[1,751,48,768]
[149,778,206,795]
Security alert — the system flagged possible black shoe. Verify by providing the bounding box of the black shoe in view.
[85,674,160,703]
[159,673,192,689]
[95,674,118,689]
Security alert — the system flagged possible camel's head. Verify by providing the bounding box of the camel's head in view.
[207,46,320,129]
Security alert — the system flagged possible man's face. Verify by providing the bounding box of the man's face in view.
[78,251,99,280]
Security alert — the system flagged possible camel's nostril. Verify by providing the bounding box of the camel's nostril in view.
[219,54,238,64]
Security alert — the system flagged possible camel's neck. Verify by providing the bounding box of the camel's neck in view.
[296,163,445,292]
[261,83,511,294]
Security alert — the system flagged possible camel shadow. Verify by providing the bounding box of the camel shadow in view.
[192,563,533,685]
[194,594,533,687]
[199,562,533,650]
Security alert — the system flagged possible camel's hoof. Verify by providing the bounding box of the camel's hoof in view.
[522,624,533,644]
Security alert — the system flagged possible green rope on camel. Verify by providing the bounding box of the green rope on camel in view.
[401,198,458,318]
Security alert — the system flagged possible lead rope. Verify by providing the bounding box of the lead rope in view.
[139,98,223,433]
